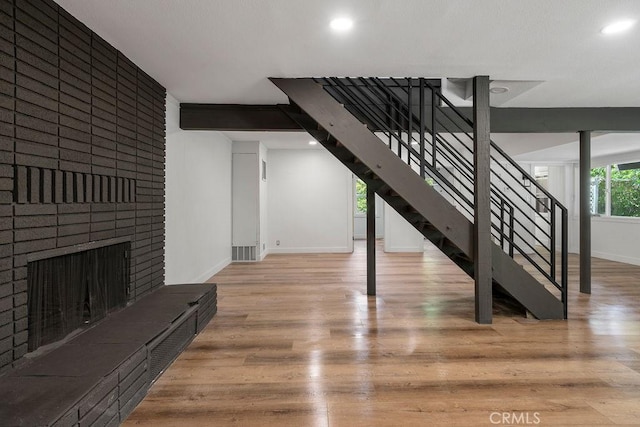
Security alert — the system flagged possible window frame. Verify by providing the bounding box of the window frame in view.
[590,163,640,219]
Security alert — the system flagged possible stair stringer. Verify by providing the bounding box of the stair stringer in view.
[271,77,563,320]
[491,246,563,319]
[272,78,473,256]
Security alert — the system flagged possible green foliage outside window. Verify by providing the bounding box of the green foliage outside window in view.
[590,167,606,214]
[591,165,640,217]
[356,179,367,213]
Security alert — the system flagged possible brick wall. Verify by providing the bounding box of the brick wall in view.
[0,0,166,373]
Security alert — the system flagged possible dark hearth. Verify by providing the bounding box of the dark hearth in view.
[27,242,130,352]
[0,284,218,426]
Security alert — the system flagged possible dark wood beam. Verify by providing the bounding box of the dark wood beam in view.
[181,103,640,133]
[180,104,301,131]
[454,107,640,133]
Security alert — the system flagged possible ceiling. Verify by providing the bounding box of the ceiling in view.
[54,0,640,159]
[514,133,640,164]
[224,131,325,150]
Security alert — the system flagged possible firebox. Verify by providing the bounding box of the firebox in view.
[27,240,131,352]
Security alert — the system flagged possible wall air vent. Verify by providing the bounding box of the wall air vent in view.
[232,246,257,261]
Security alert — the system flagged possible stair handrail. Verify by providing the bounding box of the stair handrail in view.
[350,78,559,259]
[321,76,554,254]
[314,77,568,317]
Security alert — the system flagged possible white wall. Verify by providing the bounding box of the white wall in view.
[267,149,353,253]
[592,216,640,265]
[231,152,259,246]
[165,94,232,283]
[259,143,268,259]
[230,141,268,259]
[545,161,640,266]
[565,164,579,254]
[384,203,424,252]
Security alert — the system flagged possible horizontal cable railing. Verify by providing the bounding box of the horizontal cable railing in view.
[315,77,568,317]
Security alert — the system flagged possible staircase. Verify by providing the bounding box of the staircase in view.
[270,77,568,320]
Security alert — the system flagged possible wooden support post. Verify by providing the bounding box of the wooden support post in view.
[473,76,492,324]
[367,184,376,296]
[580,131,592,294]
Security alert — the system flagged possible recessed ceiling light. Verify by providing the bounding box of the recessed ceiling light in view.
[330,17,353,32]
[601,19,636,35]
[490,86,509,94]
[309,140,318,145]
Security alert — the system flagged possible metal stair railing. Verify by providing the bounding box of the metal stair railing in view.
[314,77,568,317]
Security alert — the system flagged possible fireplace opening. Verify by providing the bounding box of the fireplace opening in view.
[27,241,131,352]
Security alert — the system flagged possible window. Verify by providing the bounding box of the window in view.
[590,164,640,217]
[590,167,606,215]
[355,179,367,214]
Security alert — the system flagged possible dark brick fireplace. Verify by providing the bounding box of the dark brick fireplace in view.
[0,0,166,373]
[0,2,219,424]
[27,239,130,352]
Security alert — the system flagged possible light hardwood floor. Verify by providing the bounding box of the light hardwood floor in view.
[124,242,640,426]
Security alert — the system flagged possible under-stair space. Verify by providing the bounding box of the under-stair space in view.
[270,77,568,321]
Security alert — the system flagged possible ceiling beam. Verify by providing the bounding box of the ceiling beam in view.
[180,104,301,131]
[454,107,640,133]
[181,103,640,133]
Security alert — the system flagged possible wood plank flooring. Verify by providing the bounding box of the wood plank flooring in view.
[124,241,640,426]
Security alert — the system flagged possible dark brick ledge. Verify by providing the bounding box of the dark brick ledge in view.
[0,284,217,426]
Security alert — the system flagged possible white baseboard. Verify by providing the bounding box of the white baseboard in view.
[192,257,232,282]
[259,249,269,261]
[268,246,352,254]
[592,251,640,266]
